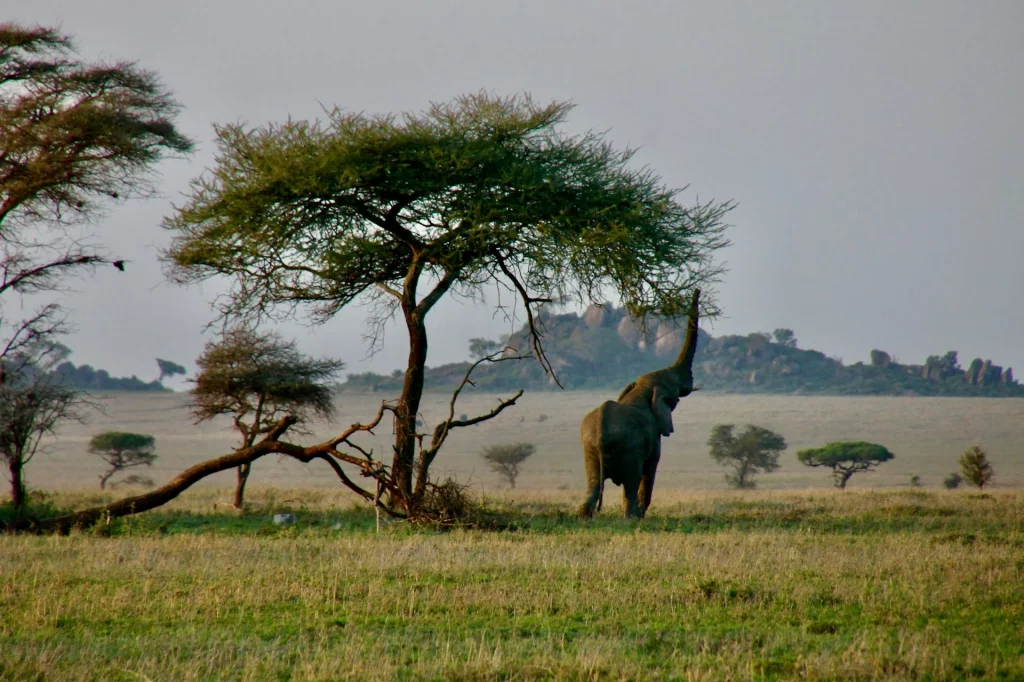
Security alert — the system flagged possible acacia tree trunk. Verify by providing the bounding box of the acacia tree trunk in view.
[234,463,251,508]
[392,310,428,512]
[99,470,115,490]
[9,459,26,511]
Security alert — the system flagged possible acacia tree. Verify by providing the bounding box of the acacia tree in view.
[89,431,157,489]
[165,93,732,512]
[707,424,787,489]
[797,441,894,489]
[191,328,343,508]
[156,359,186,382]
[481,442,536,489]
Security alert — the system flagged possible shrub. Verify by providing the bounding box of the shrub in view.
[481,443,536,489]
[943,472,963,489]
[959,446,994,489]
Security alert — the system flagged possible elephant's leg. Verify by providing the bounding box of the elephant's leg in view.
[638,442,662,517]
[622,472,643,519]
[578,444,604,519]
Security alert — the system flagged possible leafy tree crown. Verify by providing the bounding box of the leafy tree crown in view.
[89,432,155,455]
[164,92,731,334]
[796,441,894,467]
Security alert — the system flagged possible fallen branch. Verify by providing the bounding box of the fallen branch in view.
[3,406,406,534]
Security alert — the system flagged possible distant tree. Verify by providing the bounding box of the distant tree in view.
[959,446,994,490]
[164,93,731,512]
[909,475,922,488]
[942,472,963,490]
[89,432,157,489]
[190,328,343,508]
[772,329,797,348]
[156,359,187,382]
[481,443,536,489]
[707,424,787,489]
[796,441,894,489]
[869,349,892,368]
[468,338,502,360]
[0,343,85,511]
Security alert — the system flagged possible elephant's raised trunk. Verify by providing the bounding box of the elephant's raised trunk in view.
[671,289,701,391]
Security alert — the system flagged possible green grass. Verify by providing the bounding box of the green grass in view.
[1,489,1022,681]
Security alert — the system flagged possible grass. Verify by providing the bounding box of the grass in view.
[1,488,1023,681]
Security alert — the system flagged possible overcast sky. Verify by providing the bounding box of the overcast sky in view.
[7,1,1023,386]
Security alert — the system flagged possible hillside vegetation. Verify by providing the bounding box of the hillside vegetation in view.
[345,305,1022,397]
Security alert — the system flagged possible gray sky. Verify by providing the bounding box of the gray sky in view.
[8,0,1024,385]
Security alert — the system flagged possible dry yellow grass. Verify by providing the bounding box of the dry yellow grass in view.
[24,391,1024,499]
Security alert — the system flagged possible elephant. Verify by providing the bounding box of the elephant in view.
[578,289,701,518]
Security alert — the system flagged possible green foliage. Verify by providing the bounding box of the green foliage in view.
[164,93,731,325]
[797,442,895,489]
[772,328,797,347]
[959,446,994,490]
[943,472,963,490]
[481,442,536,489]
[468,338,501,359]
[88,432,157,489]
[707,424,787,489]
[190,328,343,433]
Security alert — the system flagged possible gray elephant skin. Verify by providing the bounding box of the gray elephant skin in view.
[579,289,701,518]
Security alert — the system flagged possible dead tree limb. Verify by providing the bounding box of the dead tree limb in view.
[3,406,407,534]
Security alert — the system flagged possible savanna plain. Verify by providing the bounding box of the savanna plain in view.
[3,392,1023,681]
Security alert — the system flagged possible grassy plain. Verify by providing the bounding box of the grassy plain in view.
[5,393,1022,680]
[2,489,1023,681]
[23,391,1024,493]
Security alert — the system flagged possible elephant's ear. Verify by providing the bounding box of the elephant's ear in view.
[617,381,636,401]
[651,387,674,436]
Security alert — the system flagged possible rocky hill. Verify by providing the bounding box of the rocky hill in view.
[343,305,1022,397]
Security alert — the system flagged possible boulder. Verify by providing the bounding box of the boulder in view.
[582,303,608,329]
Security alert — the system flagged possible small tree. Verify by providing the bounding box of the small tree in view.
[0,343,84,511]
[156,359,187,382]
[468,338,501,360]
[772,329,797,348]
[942,472,963,490]
[796,441,894,489]
[481,443,535,489]
[191,328,343,508]
[708,424,787,489]
[89,432,157,489]
[959,446,994,489]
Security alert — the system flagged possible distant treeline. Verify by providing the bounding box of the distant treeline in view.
[343,305,1022,397]
[54,361,168,392]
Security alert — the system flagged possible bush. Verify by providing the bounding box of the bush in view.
[943,472,963,490]
[959,446,994,489]
[481,443,536,489]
